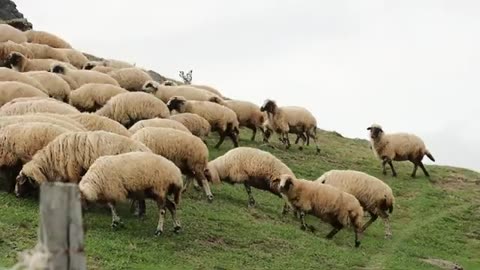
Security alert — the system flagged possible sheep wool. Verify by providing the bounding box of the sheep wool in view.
[0,81,48,106]
[108,68,152,92]
[69,83,128,112]
[50,64,120,88]
[5,52,71,72]
[57,48,89,69]
[25,71,71,101]
[0,114,86,132]
[0,67,46,91]
[79,152,183,234]
[223,100,265,141]
[191,84,225,99]
[0,24,27,43]
[129,118,191,134]
[24,30,72,48]
[169,113,211,139]
[21,43,69,63]
[0,97,80,116]
[143,81,223,103]
[0,41,33,62]
[67,113,131,137]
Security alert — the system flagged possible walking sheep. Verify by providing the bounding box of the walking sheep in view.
[129,118,191,134]
[108,68,152,92]
[68,83,128,112]
[67,113,131,137]
[169,113,211,141]
[50,64,120,88]
[143,81,223,103]
[223,100,265,141]
[24,30,72,48]
[25,71,71,101]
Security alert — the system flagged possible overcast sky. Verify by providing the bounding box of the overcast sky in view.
[16,0,480,171]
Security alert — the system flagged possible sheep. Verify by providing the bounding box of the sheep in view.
[0,67,47,91]
[0,97,80,116]
[24,30,72,48]
[4,52,73,72]
[84,59,134,69]
[260,100,320,153]
[143,81,223,103]
[129,118,191,135]
[191,84,227,99]
[108,68,152,92]
[0,114,86,132]
[0,41,33,64]
[167,96,239,148]
[0,24,27,43]
[317,170,395,238]
[66,113,131,137]
[262,117,307,146]
[274,174,364,247]
[68,83,128,112]
[0,81,48,106]
[21,43,70,63]
[14,131,151,197]
[132,127,214,202]
[82,62,115,73]
[25,71,71,101]
[50,64,119,88]
[0,123,70,192]
[79,152,183,235]
[207,147,295,211]
[223,100,265,141]
[367,124,435,178]
[96,92,170,128]
[169,113,211,140]
[57,48,89,69]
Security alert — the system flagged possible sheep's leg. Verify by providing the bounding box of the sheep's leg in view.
[326,223,343,239]
[108,202,123,229]
[354,227,362,248]
[418,161,430,177]
[132,199,146,218]
[308,130,320,154]
[165,198,181,233]
[244,183,255,207]
[381,159,388,175]
[227,132,239,148]
[388,160,397,177]
[214,131,226,149]
[298,133,306,151]
[361,212,378,232]
[195,172,214,202]
[250,126,257,141]
[155,198,167,236]
[410,161,418,178]
[299,211,316,232]
[379,211,392,238]
[284,133,291,149]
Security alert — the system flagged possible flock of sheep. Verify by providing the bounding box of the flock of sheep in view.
[0,24,436,248]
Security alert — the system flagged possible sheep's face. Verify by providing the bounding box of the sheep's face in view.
[82,62,96,70]
[142,81,158,93]
[4,52,22,69]
[260,100,277,114]
[205,165,220,184]
[166,97,186,113]
[15,173,38,198]
[50,64,66,74]
[367,126,383,140]
[274,174,294,194]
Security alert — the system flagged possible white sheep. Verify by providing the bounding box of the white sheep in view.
[275,174,364,247]
[57,48,89,69]
[96,92,170,128]
[223,100,265,141]
[143,81,223,103]
[50,64,119,89]
[83,64,116,74]
[25,71,71,101]
[0,24,27,43]
[367,124,435,178]
[21,42,70,63]
[129,118,191,135]
[0,81,48,106]
[84,59,134,69]
[132,127,214,201]
[68,83,128,112]
[79,152,183,235]
[169,113,211,141]
[0,41,33,63]
[0,97,80,116]
[0,113,86,132]
[24,30,72,48]
[191,84,227,99]
[108,68,152,92]
[67,113,131,137]
[5,52,73,72]
[167,96,239,148]
[317,170,395,238]
[0,67,46,91]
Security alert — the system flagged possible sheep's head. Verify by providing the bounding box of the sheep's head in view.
[260,99,277,114]
[204,166,221,184]
[142,80,159,93]
[166,96,187,113]
[82,62,96,70]
[367,124,384,140]
[273,174,295,194]
[50,64,66,75]
[4,52,24,69]
[15,171,39,198]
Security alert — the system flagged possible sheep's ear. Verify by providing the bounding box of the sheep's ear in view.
[367,127,371,130]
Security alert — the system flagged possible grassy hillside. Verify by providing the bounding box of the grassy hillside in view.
[1,129,479,270]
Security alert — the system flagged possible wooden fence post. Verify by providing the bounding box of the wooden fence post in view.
[39,182,86,270]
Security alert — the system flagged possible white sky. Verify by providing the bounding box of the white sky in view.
[16,0,480,171]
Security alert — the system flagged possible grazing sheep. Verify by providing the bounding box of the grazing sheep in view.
[132,127,214,202]
[24,30,72,48]
[0,24,27,43]
[317,170,395,238]
[223,100,265,141]
[167,96,239,148]
[108,68,152,92]
[0,41,33,64]
[57,48,89,69]
[79,152,183,235]
[143,81,223,103]
[0,97,80,116]
[129,118,191,135]
[25,71,71,101]
[367,124,435,177]
[85,59,134,69]
[262,118,307,146]
[68,83,128,112]
[21,43,69,62]
[207,147,295,211]
[14,131,151,197]
[275,174,364,247]
[4,52,73,72]
[0,114,86,132]
[0,67,47,91]
[50,64,119,88]
[0,81,48,106]
[67,113,131,137]
[191,84,226,99]
[82,62,115,73]
[261,100,319,153]
[96,92,170,128]
[169,113,211,140]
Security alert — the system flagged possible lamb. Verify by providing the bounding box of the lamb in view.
[129,118,191,135]
[68,83,128,112]
[25,71,71,101]
[367,124,435,178]
[96,92,170,128]
[24,30,72,48]
[274,174,364,247]
[0,81,48,106]
[79,152,183,235]
[0,97,80,116]
[0,41,33,64]
[14,131,151,197]
[67,113,131,137]
[317,170,395,238]
[21,43,69,63]
[0,67,47,91]
[50,64,120,88]
[223,100,265,141]
[57,48,89,69]
[260,100,320,153]
[4,52,73,72]
[207,147,295,211]
[143,81,223,103]
[0,24,27,43]
[0,114,86,132]
[108,68,152,92]
[132,127,214,203]
[169,113,211,140]
[167,96,239,148]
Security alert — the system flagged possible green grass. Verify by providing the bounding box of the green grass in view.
[1,129,479,269]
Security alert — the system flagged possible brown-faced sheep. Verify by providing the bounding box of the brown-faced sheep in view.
[0,24,27,43]
[317,170,395,238]
[57,48,89,69]
[21,42,69,63]
[14,131,151,197]
[67,113,131,137]
[0,67,46,91]
[50,64,119,88]
[108,68,152,92]
[4,52,72,72]
[25,71,71,101]
[129,118,191,135]
[167,96,239,148]
[24,30,72,48]
[79,152,183,235]
[143,81,223,103]
[169,113,211,140]
[0,41,33,64]
[68,83,128,112]
[96,92,170,128]
[0,97,80,116]
[0,81,48,106]
[367,124,435,178]
[275,175,364,247]
[223,100,265,141]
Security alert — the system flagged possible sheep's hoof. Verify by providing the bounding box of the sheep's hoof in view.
[173,226,182,234]
[207,195,214,202]
[307,225,316,233]
[411,174,416,178]
[355,241,361,248]
[298,146,303,151]
[382,171,387,176]
[111,220,124,229]
[154,229,163,236]
[316,148,320,155]
[300,224,307,231]
[392,173,397,177]
[248,199,256,208]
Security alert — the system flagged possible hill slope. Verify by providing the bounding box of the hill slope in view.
[0,129,479,269]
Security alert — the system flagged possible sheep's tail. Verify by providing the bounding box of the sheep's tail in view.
[425,150,435,162]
